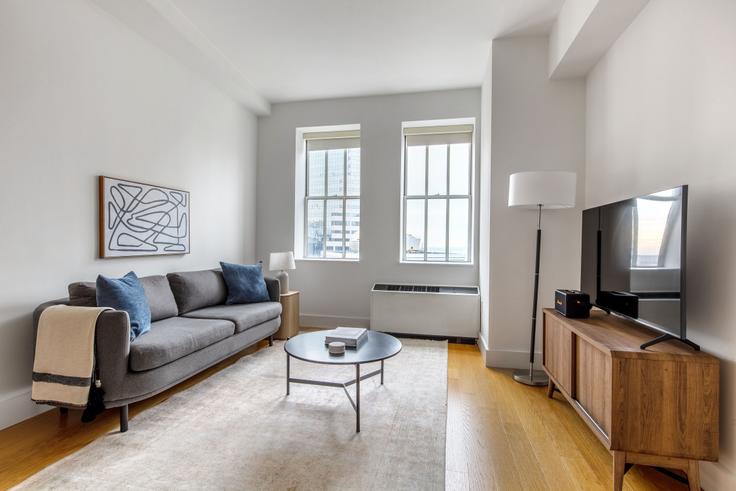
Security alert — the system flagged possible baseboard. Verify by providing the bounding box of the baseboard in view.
[0,386,52,430]
[477,332,489,362]
[486,349,543,369]
[300,313,370,329]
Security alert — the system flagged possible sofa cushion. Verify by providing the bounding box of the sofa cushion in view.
[68,281,97,307]
[183,302,282,333]
[167,270,228,314]
[139,275,179,322]
[129,317,235,372]
[96,272,151,342]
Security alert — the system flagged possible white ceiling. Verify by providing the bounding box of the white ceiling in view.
[169,0,564,103]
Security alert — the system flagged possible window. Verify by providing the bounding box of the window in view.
[401,123,474,263]
[301,129,360,259]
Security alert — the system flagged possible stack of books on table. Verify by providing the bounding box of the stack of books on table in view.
[324,327,368,349]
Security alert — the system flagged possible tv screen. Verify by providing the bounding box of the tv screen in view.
[581,185,687,339]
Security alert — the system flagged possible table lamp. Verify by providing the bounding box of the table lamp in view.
[269,251,296,294]
[508,171,576,386]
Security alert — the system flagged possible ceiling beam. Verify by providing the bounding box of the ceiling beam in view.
[91,0,270,115]
[548,0,649,79]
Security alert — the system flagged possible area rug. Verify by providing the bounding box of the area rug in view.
[15,338,447,490]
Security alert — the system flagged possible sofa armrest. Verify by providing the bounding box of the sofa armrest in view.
[34,301,130,401]
[264,277,280,302]
[94,310,131,401]
[33,299,71,336]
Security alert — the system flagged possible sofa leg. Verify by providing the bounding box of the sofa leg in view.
[59,407,68,415]
[119,405,129,433]
[268,335,274,347]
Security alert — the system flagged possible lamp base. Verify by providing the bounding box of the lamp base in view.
[512,365,548,387]
[275,270,289,294]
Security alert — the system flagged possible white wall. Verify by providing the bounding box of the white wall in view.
[0,0,257,429]
[486,36,586,368]
[256,89,481,328]
[585,0,736,487]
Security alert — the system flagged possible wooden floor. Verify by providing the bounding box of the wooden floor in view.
[0,341,688,490]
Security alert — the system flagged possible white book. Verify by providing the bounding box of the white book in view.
[325,327,368,347]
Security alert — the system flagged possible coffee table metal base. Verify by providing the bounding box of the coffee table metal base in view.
[286,355,384,433]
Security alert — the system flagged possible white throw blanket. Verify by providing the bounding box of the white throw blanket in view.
[32,305,110,408]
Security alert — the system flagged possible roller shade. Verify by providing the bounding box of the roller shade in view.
[307,137,360,151]
[304,129,360,151]
[404,124,473,146]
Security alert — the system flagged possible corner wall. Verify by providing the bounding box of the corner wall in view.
[585,0,736,487]
[485,36,586,368]
[0,0,257,429]
[256,89,481,328]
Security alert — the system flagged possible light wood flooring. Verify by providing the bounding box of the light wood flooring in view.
[0,341,688,490]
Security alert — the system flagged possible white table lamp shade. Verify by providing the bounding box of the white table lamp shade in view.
[508,171,577,209]
[270,251,296,271]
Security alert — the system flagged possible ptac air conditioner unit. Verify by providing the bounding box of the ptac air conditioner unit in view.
[369,283,480,339]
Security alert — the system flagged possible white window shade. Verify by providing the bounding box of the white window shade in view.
[304,130,360,151]
[404,125,473,146]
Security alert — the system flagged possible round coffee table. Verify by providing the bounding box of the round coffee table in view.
[284,331,402,432]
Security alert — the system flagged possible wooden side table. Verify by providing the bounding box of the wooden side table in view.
[275,291,300,340]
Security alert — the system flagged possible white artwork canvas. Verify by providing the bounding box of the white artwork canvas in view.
[99,176,190,258]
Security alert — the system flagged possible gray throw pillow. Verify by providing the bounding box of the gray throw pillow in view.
[139,275,179,322]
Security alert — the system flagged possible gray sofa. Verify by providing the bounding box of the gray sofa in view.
[33,269,282,432]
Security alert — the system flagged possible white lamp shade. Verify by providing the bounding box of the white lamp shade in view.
[508,171,577,209]
[269,251,296,271]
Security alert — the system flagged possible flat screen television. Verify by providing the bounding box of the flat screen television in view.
[580,185,698,350]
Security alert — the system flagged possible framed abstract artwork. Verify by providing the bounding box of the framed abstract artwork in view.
[99,176,190,258]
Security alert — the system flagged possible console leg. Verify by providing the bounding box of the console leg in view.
[687,460,700,491]
[119,405,129,433]
[613,451,626,491]
[546,379,556,398]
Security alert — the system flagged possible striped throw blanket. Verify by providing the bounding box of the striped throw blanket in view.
[32,305,110,408]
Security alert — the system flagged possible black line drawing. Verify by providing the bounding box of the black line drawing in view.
[101,177,190,257]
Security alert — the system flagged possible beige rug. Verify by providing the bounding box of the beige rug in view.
[16,338,447,490]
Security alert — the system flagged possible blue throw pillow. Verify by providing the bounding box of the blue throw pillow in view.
[220,262,270,304]
[96,272,152,342]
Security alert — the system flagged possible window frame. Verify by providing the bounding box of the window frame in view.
[400,119,475,265]
[294,124,361,262]
[304,146,360,259]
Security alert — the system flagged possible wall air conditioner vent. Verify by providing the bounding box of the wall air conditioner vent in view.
[372,284,478,295]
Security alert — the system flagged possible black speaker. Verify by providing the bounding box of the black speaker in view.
[555,289,590,318]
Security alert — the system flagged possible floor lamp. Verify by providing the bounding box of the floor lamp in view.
[508,171,576,386]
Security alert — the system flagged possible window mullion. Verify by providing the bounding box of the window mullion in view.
[423,146,428,262]
[343,149,347,258]
[468,142,472,262]
[445,143,450,262]
[304,145,309,257]
[323,152,328,258]
[465,144,475,262]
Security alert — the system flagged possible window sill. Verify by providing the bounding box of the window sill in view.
[399,260,474,266]
[296,258,360,263]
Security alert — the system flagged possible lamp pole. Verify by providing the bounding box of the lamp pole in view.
[513,203,549,386]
